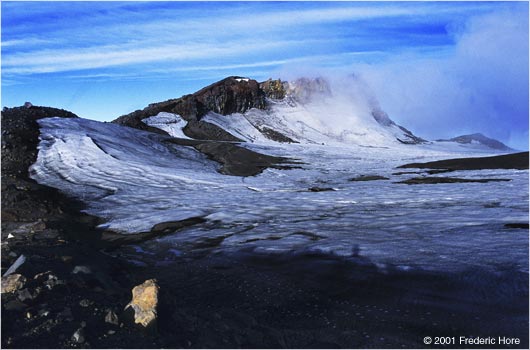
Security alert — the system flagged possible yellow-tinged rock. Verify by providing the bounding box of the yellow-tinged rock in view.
[125,279,159,328]
[1,274,27,293]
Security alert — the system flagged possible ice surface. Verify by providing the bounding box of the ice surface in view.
[30,117,528,274]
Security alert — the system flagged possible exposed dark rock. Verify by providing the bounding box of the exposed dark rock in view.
[437,133,514,151]
[259,79,287,100]
[258,126,298,143]
[105,309,119,325]
[188,141,294,177]
[113,77,266,139]
[17,288,38,302]
[42,274,65,290]
[182,119,242,141]
[349,175,389,182]
[396,125,428,144]
[1,105,78,178]
[290,231,325,241]
[504,223,529,229]
[396,177,511,185]
[392,169,453,176]
[191,76,265,117]
[4,300,28,311]
[308,187,335,192]
[397,152,529,171]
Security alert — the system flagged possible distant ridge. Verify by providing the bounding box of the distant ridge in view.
[436,133,514,151]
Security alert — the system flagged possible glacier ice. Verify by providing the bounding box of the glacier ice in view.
[30,117,528,274]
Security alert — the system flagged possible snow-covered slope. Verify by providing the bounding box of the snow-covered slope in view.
[29,117,528,274]
[198,77,426,147]
[125,76,424,147]
[114,76,513,153]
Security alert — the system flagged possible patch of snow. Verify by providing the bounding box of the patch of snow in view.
[142,112,190,139]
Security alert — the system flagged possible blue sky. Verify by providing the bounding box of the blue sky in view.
[2,1,528,149]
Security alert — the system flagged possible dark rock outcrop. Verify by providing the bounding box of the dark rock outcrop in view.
[191,141,293,177]
[114,77,265,124]
[260,79,287,100]
[349,175,389,182]
[114,76,266,141]
[191,76,265,117]
[182,119,242,142]
[397,152,529,171]
[371,108,425,144]
[436,133,514,151]
[257,126,298,143]
[2,105,78,177]
[308,187,335,192]
[396,177,511,185]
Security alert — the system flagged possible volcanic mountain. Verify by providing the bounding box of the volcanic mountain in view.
[113,76,426,146]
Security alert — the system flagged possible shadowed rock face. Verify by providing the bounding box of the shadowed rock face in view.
[114,77,265,125]
[191,77,265,117]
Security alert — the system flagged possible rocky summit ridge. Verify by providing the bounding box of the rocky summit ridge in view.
[112,76,426,144]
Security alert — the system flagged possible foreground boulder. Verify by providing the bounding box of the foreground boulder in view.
[1,274,27,294]
[125,279,159,328]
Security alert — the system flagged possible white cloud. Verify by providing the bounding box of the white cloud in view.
[350,8,529,149]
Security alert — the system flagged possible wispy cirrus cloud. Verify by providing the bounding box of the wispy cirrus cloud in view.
[2,39,316,74]
[1,1,488,77]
